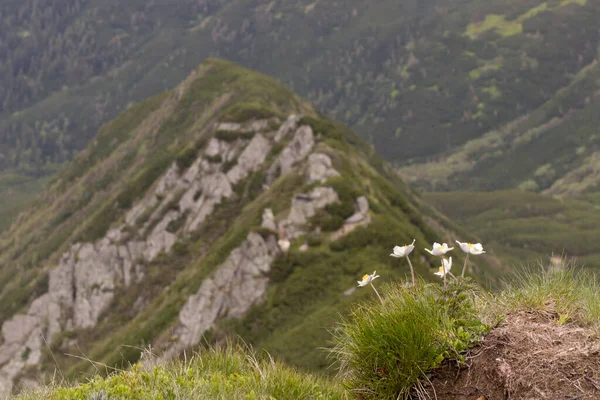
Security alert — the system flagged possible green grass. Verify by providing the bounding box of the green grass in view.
[16,263,600,400]
[330,280,488,400]
[495,263,600,333]
[18,344,345,400]
[424,191,600,270]
[465,14,523,39]
[0,171,53,232]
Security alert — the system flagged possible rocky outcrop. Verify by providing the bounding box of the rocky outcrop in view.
[274,115,300,142]
[331,196,372,240]
[216,119,272,133]
[288,187,339,225]
[261,208,277,232]
[170,184,341,353]
[306,153,340,183]
[267,125,315,184]
[173,232,279,350]
[226,134,272,184]
[276,186,340,241]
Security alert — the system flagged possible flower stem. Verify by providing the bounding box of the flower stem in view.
[370,282,384,304]
[449,271,459,282]
[443,269,447,291]
[406,256,415,286]
[461,253,469,278]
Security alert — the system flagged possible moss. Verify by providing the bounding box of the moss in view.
[306,235,323,247]
[205,154,223,163]
[166,210,190,233]
[252,226,276,239]
[175,147,198,170]
[215,130,256,142]
[220,101,282,122]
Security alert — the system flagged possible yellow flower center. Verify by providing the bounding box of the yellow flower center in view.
[438,266,444,273]
[467,243,473,247]
[362,274,370,281]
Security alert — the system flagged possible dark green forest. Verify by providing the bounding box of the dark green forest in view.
[2,0,599,176]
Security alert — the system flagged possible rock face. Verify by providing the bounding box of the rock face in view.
[267,125,315,184]
[288,187,339,225]
[261,208,277,232]
[306,153,340,183]
[226,134,272,184]
[331,196,372,241]
[174,232,280,350]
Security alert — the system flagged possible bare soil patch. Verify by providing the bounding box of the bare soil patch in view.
[422,311,600,399]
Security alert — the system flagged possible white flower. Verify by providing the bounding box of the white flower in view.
[390,239,416,258]
[357,271,380,287]
[424,242,454,256]
[455,240,485,255]
[434,257,452,277]
[278,239,291,252]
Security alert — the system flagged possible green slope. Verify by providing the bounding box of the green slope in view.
[424,190,600,270]
[0,59,499,393]
[400,61,600,195]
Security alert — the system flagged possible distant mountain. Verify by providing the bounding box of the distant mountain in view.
[400,60,600,195]
[425,190,600,270]
[0,59,495,395]
[2,0,599,188]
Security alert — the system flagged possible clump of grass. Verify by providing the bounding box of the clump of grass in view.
[17,344,345,400]
[495,262,600,333]
[330,280,488,400]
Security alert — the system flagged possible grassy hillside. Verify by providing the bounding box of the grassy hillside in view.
[424,190,600,270]
[0,59,500,394]
[2,0,599,195]
[400,60,600,195]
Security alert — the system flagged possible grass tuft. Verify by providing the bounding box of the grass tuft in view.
[330,279,488,400]
[17,344,345,400]
[495,262,600,333]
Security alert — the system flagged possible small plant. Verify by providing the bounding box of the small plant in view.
[389,239,416,286]
[356,271,382,303]
[455,240,486,277]
[496,263,600,333]
[331,281,487,400]
[425,241,454,290]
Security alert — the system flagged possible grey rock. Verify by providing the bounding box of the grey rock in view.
[175,233,279,348]
[279,126,315,175]
[261,208,277,232]
[216,122,241,132]
[217,120,271,133]
[2,316,37,345]
[267,125,314,184]
[156,163,181,195]
[274,115,300,142]
[306,153,340,183]
[205,138,224,157]
[356,196,369,214]
[226,134,272,185]
[288,187,339,225]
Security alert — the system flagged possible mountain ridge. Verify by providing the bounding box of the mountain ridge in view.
[0,59,495,394]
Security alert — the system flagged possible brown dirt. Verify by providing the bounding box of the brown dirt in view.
[421,311,600,400]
